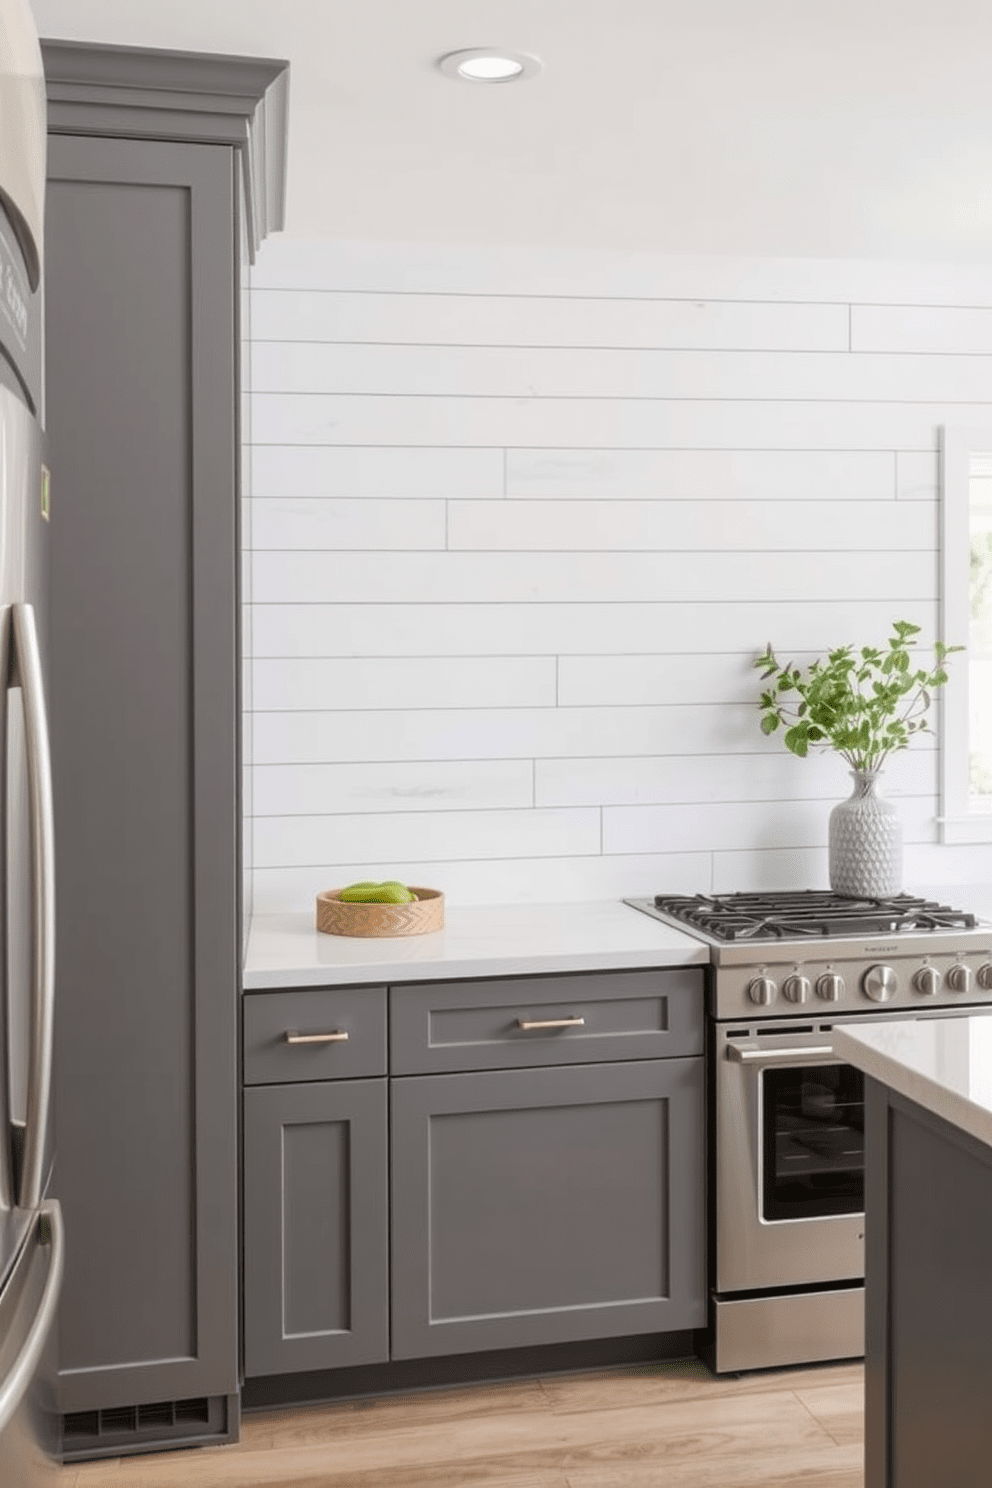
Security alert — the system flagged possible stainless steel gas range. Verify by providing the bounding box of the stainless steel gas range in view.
[625,890,992,1374]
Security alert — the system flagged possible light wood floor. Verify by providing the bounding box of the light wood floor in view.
[58,1358,864,1488]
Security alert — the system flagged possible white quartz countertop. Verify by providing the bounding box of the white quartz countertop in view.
[833,1015,992,1149]
[243,900,708,990]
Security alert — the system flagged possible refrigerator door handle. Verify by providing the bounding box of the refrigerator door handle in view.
[11,603,54,1212]
[0,606,11,1214]
[0,1200,64,1438]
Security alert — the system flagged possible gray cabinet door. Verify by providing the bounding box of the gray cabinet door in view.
[45,132,238,1412]
[243,1079,389,1378]
[391,1058,705,1359]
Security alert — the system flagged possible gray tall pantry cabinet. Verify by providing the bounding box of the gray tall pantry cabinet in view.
[40,42,288,1458]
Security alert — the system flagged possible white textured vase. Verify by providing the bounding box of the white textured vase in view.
[828,768,902,898]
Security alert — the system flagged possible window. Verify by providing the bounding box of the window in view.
[940,427,992,841]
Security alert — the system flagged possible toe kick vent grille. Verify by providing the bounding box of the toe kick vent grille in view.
[62,1394,231,1459]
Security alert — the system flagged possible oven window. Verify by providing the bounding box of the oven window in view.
[762,1062,864,1221]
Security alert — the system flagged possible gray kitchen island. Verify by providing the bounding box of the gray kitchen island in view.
[833,1016,992,1488]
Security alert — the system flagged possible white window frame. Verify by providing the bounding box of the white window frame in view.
[939,425,992,842]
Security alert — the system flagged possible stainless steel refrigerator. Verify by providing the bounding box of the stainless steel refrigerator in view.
[0,2,63,1481]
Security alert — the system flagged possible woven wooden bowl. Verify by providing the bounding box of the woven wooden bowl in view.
[315,887,444,938]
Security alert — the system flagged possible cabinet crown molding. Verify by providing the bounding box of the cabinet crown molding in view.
[40,38,288,259]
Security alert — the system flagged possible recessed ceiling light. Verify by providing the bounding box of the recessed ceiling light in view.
[438,49,544,84]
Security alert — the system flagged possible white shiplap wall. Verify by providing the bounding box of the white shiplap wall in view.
[244,240,992,913]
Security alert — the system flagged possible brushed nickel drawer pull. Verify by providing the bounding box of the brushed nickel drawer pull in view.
[284,1030,350,1045]
[516,1016,586,1032]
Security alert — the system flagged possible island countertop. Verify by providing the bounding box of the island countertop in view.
[243,899,708,990]
[833,1013,992,1150]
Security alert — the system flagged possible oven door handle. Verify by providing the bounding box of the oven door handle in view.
[726,1042,836,1064]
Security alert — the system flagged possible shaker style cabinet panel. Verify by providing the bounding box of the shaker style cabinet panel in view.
[43,43,287,1444]
[244,987,388,1085]
[390,1057,706,1360]
[243,1080,389,1378]
[390,968,704,1075]
[46,131,240,1416]
[36,46,289,1454]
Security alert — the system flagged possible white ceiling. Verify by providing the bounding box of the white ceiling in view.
[26,0,992,261]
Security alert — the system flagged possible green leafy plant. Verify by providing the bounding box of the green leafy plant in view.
[754,620,962,771]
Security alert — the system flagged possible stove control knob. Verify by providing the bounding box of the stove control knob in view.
[978,963,992,990]
[815,972,845,1002]
[782,974,811,1004]
[863,964,898,1002]
[913,966,941,997]
[947,963,972,993]
[747,976,777,1006]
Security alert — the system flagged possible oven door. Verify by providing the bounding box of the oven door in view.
[715,1020,867,1294]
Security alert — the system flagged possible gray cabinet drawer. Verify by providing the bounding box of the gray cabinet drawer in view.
[244,987,387,1084]
[390,968,703,1074]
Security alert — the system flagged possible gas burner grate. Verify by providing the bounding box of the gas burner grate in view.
[652,890,977,942]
